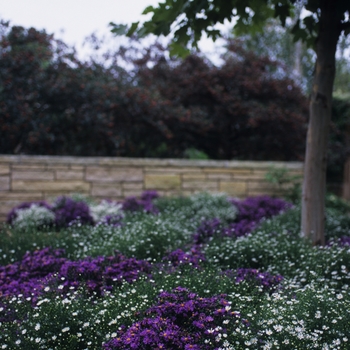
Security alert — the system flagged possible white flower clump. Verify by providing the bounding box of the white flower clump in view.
[12,204,55,229]
[89,200,123,223]
[189,192,238,222]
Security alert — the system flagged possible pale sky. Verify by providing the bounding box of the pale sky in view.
[0,0,229,63]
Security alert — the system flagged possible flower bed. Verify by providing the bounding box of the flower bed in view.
[0,192,350,349]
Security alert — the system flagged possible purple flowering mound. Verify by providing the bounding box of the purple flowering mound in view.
[222,268,284,292]
[0,247,67,302]
[104,287,246,350]
[56,252,153,295]
[100,214,124,227]
[122,190,159,214]
[161,248,206,269]
[227,196,293,237]
[53,196,94,228]
[327,235,350,247]
[6,200,52,224]
[0,248,153,302]
[192,218,222,245]
[338,236,350,246]
[141,190,160,202]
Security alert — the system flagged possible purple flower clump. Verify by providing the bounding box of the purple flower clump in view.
[226,196,292,237]
[223,268,284,291]
[100,214,124,227]
[104,286,245,350]
[0,248,153,302]
[6,200,52,225]
[338,236,350,246]
[122,191,159,214]
[222,219,257,238]
[327,235,350,247]
[192,218,222,244]
[162,248,206,268]
[231,196,292,223]
[53,196,94,228]
[56,252,153,295]
[0,247,67,302]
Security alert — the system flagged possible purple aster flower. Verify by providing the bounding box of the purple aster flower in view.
[122,191,159,214]
[222,268,284,291]
[162,248,206,268]
[227,196,292,237]
[104,287,243,349]
[52,196,94,228]
[192,218,222,244]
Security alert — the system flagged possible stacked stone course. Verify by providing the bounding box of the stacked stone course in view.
[0,155,303,222]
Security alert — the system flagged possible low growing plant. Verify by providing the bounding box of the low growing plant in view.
[0,192,349,349]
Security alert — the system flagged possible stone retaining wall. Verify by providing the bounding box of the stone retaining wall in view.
[0,155,304,222]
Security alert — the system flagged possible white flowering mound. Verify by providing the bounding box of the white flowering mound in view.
[189,192,237,222]
[12,204,55,229]
[89,200,124,223]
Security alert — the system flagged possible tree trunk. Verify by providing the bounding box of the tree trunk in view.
[301,1,342,245]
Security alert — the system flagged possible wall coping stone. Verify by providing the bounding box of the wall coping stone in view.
[0,155,303,169]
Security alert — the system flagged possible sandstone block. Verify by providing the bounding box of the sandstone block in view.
[144,174,181,189]
[91,184,122,197]
[122,183,144,190]
[46,165,70,171]
[219,181,247,196]
[232,174,265,180]
[86,167,143,182]
[70,165,85,171]
[12,164,47,171]
[182,173,206,181]
[0,165,10,175]
[12,180,90,192]
[0,193,43,200]
[203,168,252,175]
[12,171,54,181]
[206,173,232,180]
[55,170,84,180]
[0,176,10,191]
[182,181,218,190]
[145,167,200,174]
[122,190,144,198]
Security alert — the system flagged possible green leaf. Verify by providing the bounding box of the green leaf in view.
[303,15,317,35]
[109,23,128,36]
[291,19,307,42]
[142,6,155,15]
[137,21,158,37]
[174,24,191,44]
[126,22,139,37]
[274,3,291,27]
[168,41,191,57]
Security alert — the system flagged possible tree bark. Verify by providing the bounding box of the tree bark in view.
[301,0,342,245]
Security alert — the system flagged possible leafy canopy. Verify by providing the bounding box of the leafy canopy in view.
[110,0,350,56]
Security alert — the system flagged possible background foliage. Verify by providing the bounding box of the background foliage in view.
[0,21,349,180]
